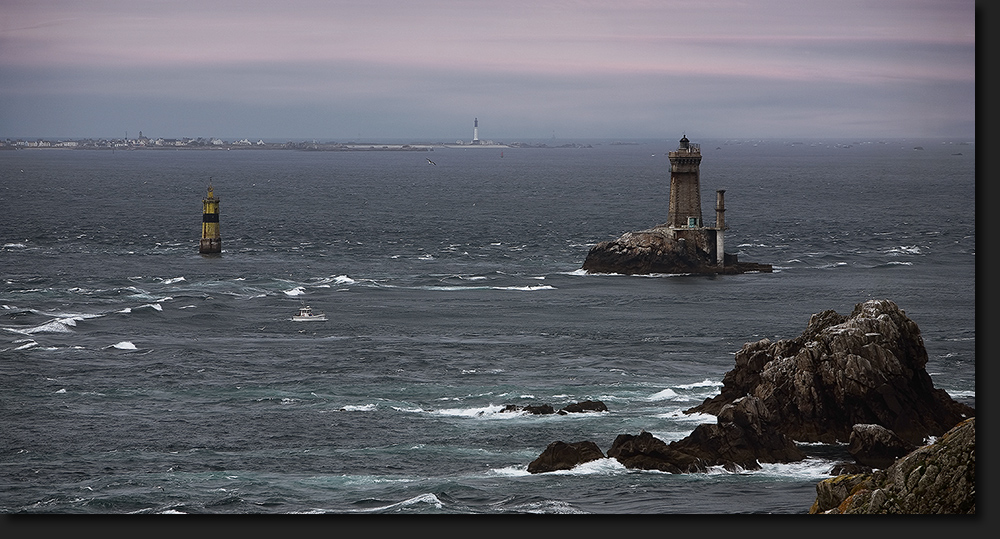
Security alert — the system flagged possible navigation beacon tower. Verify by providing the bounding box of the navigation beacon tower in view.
[472,118,480,145]
[666,134,727,266]
[199,184,221,254]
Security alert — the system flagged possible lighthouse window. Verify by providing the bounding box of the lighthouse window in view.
[688,217,699,227]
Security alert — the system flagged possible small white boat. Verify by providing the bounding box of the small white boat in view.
[291,305,327,322]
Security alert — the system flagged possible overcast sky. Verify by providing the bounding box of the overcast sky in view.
[0,0,977,141]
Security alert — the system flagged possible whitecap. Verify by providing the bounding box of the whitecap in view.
[333,275,355,284]
[658,409,716,423]
[18,319,78,334]
[3,243,27,249]
[349,493,443,513]
[284,287,306,296]
[648,388,679,401]
[55,388,66,393]
[488,465,531,477]
[432,404,506,417]
[339,404,377,412]
[494,285,555,291]
[112,341,137,350]
[162,277,186,284]
[14,340,38,350]
[886,245,921,255]
[676,379,722,390]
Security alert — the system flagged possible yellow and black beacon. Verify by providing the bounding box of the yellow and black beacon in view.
[199,183,221,254]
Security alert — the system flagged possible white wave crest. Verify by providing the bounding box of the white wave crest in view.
[339,404,377,412]
[656,409,716,423]
[676,378,722,390]
[350,493,443,513]
[432,404,506,417]
[494,285,555,291]
[112,341,137,349]
[284,287,306,296]
[162,277,185,284]
[17,317,82,334]
[647,388,679,401]
[886,245,921,255]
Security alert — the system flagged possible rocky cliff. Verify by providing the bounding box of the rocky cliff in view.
[810,417,975,514]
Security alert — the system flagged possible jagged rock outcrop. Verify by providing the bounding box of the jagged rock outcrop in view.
[581,227,771,275]
[847,424,917,469]
[526,441,606,473]
[810,417,975,514]
[686,299,974,445]
[606,431,708,473]
[670,395,805,470]
[530,396,803,474]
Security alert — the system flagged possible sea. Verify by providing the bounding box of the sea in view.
[0,138,975,515]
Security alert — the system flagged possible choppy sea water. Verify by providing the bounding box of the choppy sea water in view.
[0,138,975,514]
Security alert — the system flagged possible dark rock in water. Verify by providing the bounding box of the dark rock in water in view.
[500,400,607,415]
[598,396,802,474]
[847,424,917,469]
[527,440,605,473]
[499,403,554,414]
[606,431,708,473]
[581,227,771,275]
[686,299,974,445]
[811,417,975,514]
[523,404,555,415]
[558,400,608,414]
[670,396,805,470]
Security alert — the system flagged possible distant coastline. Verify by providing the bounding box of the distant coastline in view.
[0,137,597,151]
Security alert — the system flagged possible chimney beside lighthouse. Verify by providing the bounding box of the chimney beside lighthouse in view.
[715,190,726,266]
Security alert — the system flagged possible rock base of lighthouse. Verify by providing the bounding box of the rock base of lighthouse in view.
[581,226,771,275]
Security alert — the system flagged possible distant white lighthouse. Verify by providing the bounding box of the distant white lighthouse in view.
[472,118,480,145]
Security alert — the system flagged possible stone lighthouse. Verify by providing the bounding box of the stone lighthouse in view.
[667,134,703,228]
[580,133,771,275]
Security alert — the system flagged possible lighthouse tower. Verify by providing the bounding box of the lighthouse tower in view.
[666,134,703,228]
[472,118,480,145]
[199,184,221,254]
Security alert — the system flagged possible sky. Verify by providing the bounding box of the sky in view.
[0,0,977,141]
